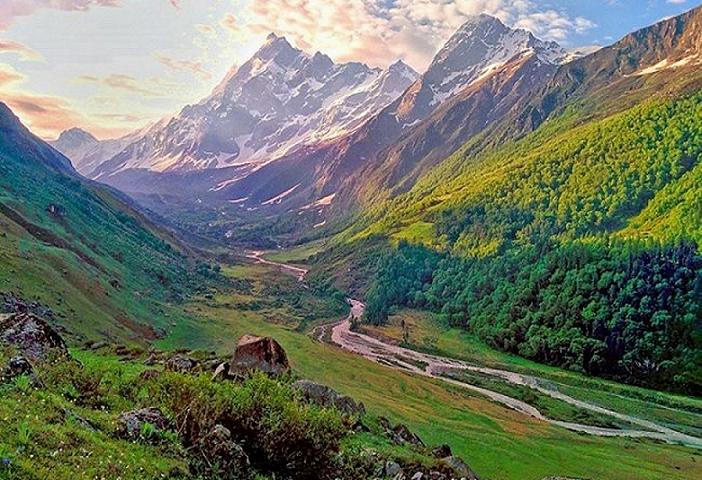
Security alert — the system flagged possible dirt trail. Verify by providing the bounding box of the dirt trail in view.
[250,253,702,448]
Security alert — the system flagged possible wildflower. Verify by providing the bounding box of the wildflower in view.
[1,457,11,466]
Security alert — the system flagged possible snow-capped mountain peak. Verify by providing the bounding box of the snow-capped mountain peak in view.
[391,14,565,124]
[87,36,419,176]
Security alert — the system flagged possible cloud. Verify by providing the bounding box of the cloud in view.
[515,11,596,41]
[0,39,43,61]
[220,0,597,70]
[2,89,137,139]
[77,73,162,96]
[156,53,212,81]
[2,91,83,138]
[0,63,24,86]
[0,0,120,29]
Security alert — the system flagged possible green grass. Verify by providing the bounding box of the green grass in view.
[262,239,329,264]
[365,309,702,436]
[152,262,702,480]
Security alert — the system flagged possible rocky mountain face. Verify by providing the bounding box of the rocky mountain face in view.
[508,4,702,136]
[213,15,567,215]
[88,33,418,178]
[391,13,565,127]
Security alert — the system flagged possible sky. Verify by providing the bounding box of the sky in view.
[0,0,698,140]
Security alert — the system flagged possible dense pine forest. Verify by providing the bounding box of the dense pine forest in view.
[362,94,702,394]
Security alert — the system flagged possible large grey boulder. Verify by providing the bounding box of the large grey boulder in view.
[292,379,366,417]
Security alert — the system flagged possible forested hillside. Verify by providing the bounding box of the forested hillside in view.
[355,93,702,394]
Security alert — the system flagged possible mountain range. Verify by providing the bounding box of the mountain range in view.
[50,14,576,240]
[2,6,702,479]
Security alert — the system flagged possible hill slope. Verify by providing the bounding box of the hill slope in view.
[322,7,702,394]
[0,103,211,343]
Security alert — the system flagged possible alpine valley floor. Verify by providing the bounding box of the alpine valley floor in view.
[155,249,702,480]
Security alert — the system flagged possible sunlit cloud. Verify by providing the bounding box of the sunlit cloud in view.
[77,73,163,97]
[0,39,43,61]
[0,63,24,86]
[219,0,597,70]
[156,53,212,81]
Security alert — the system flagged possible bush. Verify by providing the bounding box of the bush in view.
[144,372,348,480]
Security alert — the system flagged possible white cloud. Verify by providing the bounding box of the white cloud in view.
[220,0,596,70]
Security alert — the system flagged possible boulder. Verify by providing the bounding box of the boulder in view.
[430,444,452,459]
[196,424,251,480]
[392,423,425,447]
[211,362,232,382]
[228,335,289,378]
[385,461,403,477]
[116,407,171,441]
[0,312,67,361]
[86,341,108,351]
[292,379,366,417]
[440,456,480,480]
[165,354,198,373]
[1,356,38,385]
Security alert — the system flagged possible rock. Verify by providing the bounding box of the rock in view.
[116,407,171,441]
[87,341,108,350]
[196,424,251,480]
[211,362,232,382]
[292,379,366,417]
[382,421,424,447]
[2,356,33,378]
[1,356,40,386]
[385,461,403,477]
[431,444,452,459]
[412,472,424,480]
[165,354,198,373]
[144,351,162,366]
[0,312,67,362]
[428,472,447,480]
[440,456,479,480]
[228,335,289,378]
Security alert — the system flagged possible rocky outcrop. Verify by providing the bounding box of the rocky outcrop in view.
[228,335,290,378]
[441,456,480,480]
[292,379,366,417]
[165,354,198,373]
[379,417,425,447]
[1,293,55,318]
[116,407,171,442]
[430,444,453,459]
[0,312,67,361]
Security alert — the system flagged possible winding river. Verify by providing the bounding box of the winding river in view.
[248,251,702,448]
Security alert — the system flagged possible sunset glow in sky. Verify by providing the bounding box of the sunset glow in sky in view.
[0,0,697,140]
